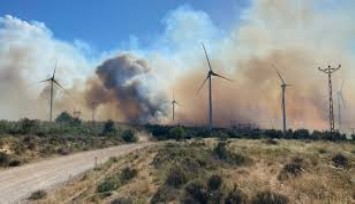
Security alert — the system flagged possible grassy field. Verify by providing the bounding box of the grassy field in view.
[33,139,354,203]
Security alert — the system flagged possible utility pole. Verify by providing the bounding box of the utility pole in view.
[318,65,341,136]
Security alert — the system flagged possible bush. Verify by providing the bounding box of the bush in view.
[251,190,289,204]
[166,167,188,188]
[8,159,22,167]
[28,190,47,200]
[122,129,138,143]
[225,189,248,204]
[0,152,10,166]
[120,167,137,183]
[111,197,133,204]
[332,153,349,168]
[293,129,310,139]
[213,142,252,166]
[19,118,39,134]
[184,180,208,203]
[102,120,117,136]
[265,138,278,145]
[207,175,222,191]
[169,127,186,141]
[151,185,177,203]
[278,157,305,181]
[97,178,118,194]
[56,112,72,123]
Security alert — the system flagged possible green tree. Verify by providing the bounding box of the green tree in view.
[55,112,75,124]
[102,120,117,136]
[19,118,39,134]
[169,127,185,141]
[122,129,138,143]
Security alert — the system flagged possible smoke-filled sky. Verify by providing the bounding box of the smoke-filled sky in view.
[1,0,355,131]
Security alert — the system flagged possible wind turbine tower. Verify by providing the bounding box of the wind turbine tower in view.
[197,43,232,131]
[337,80,346,131]
[318,65,341,135]
[171,89,180,122]
[40,62,65,122]
[273,65,290,132]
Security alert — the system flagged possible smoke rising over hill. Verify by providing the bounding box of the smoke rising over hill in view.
[85,54,168,123]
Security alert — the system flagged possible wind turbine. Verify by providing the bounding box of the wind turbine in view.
[171,89,180,122]
[337,80,346,131]
[40,62,65,122]
[273,65,290,132]
[197,43,232,131]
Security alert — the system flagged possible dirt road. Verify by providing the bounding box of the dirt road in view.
[0,142,154,204]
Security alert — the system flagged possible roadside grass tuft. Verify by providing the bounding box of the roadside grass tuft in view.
[28,190,47,200]
[251,190,289,204]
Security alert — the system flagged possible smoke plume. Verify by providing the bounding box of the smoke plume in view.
[85,54,168,123]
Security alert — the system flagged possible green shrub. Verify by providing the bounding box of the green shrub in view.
[225,189,248,204]
[120,167,137,183]
[111,197,133,204]
[278,157,305,181]
[265,138,278,145]
[169,127,186,141]
[55,112,71,123]
[151,185,177,203]
[102,120,117,136]
[0,152,10,166]
[28,190,47,200]
[213,142,252,166]
[166,166,188,188]
[122,129,138,143]
[184,180,208,203]
[8,159,22,167]
[317,148,327,154]
[19,118,39,134]
[207,175,222,191]
[251,190,289,204]
[97,178,118,194]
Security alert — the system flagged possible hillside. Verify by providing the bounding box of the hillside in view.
[33,139,354,203]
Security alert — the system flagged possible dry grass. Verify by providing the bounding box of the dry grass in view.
[33,139,354,203]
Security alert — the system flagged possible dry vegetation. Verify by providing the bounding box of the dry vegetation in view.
[0,118,139,169]
[34,139,354,203]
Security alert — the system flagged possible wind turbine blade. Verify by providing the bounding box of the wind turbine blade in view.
[196,76,209,95]
[175,101,182,107]
[173,88,175,100]
[52,61,58,78]
[53,79,64,90]
[39,78,52,83]
[202,43,213,71]
[273,65,285,84]
[340,93,347,109]
[214,73,233,82]
[340,80,345,92]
